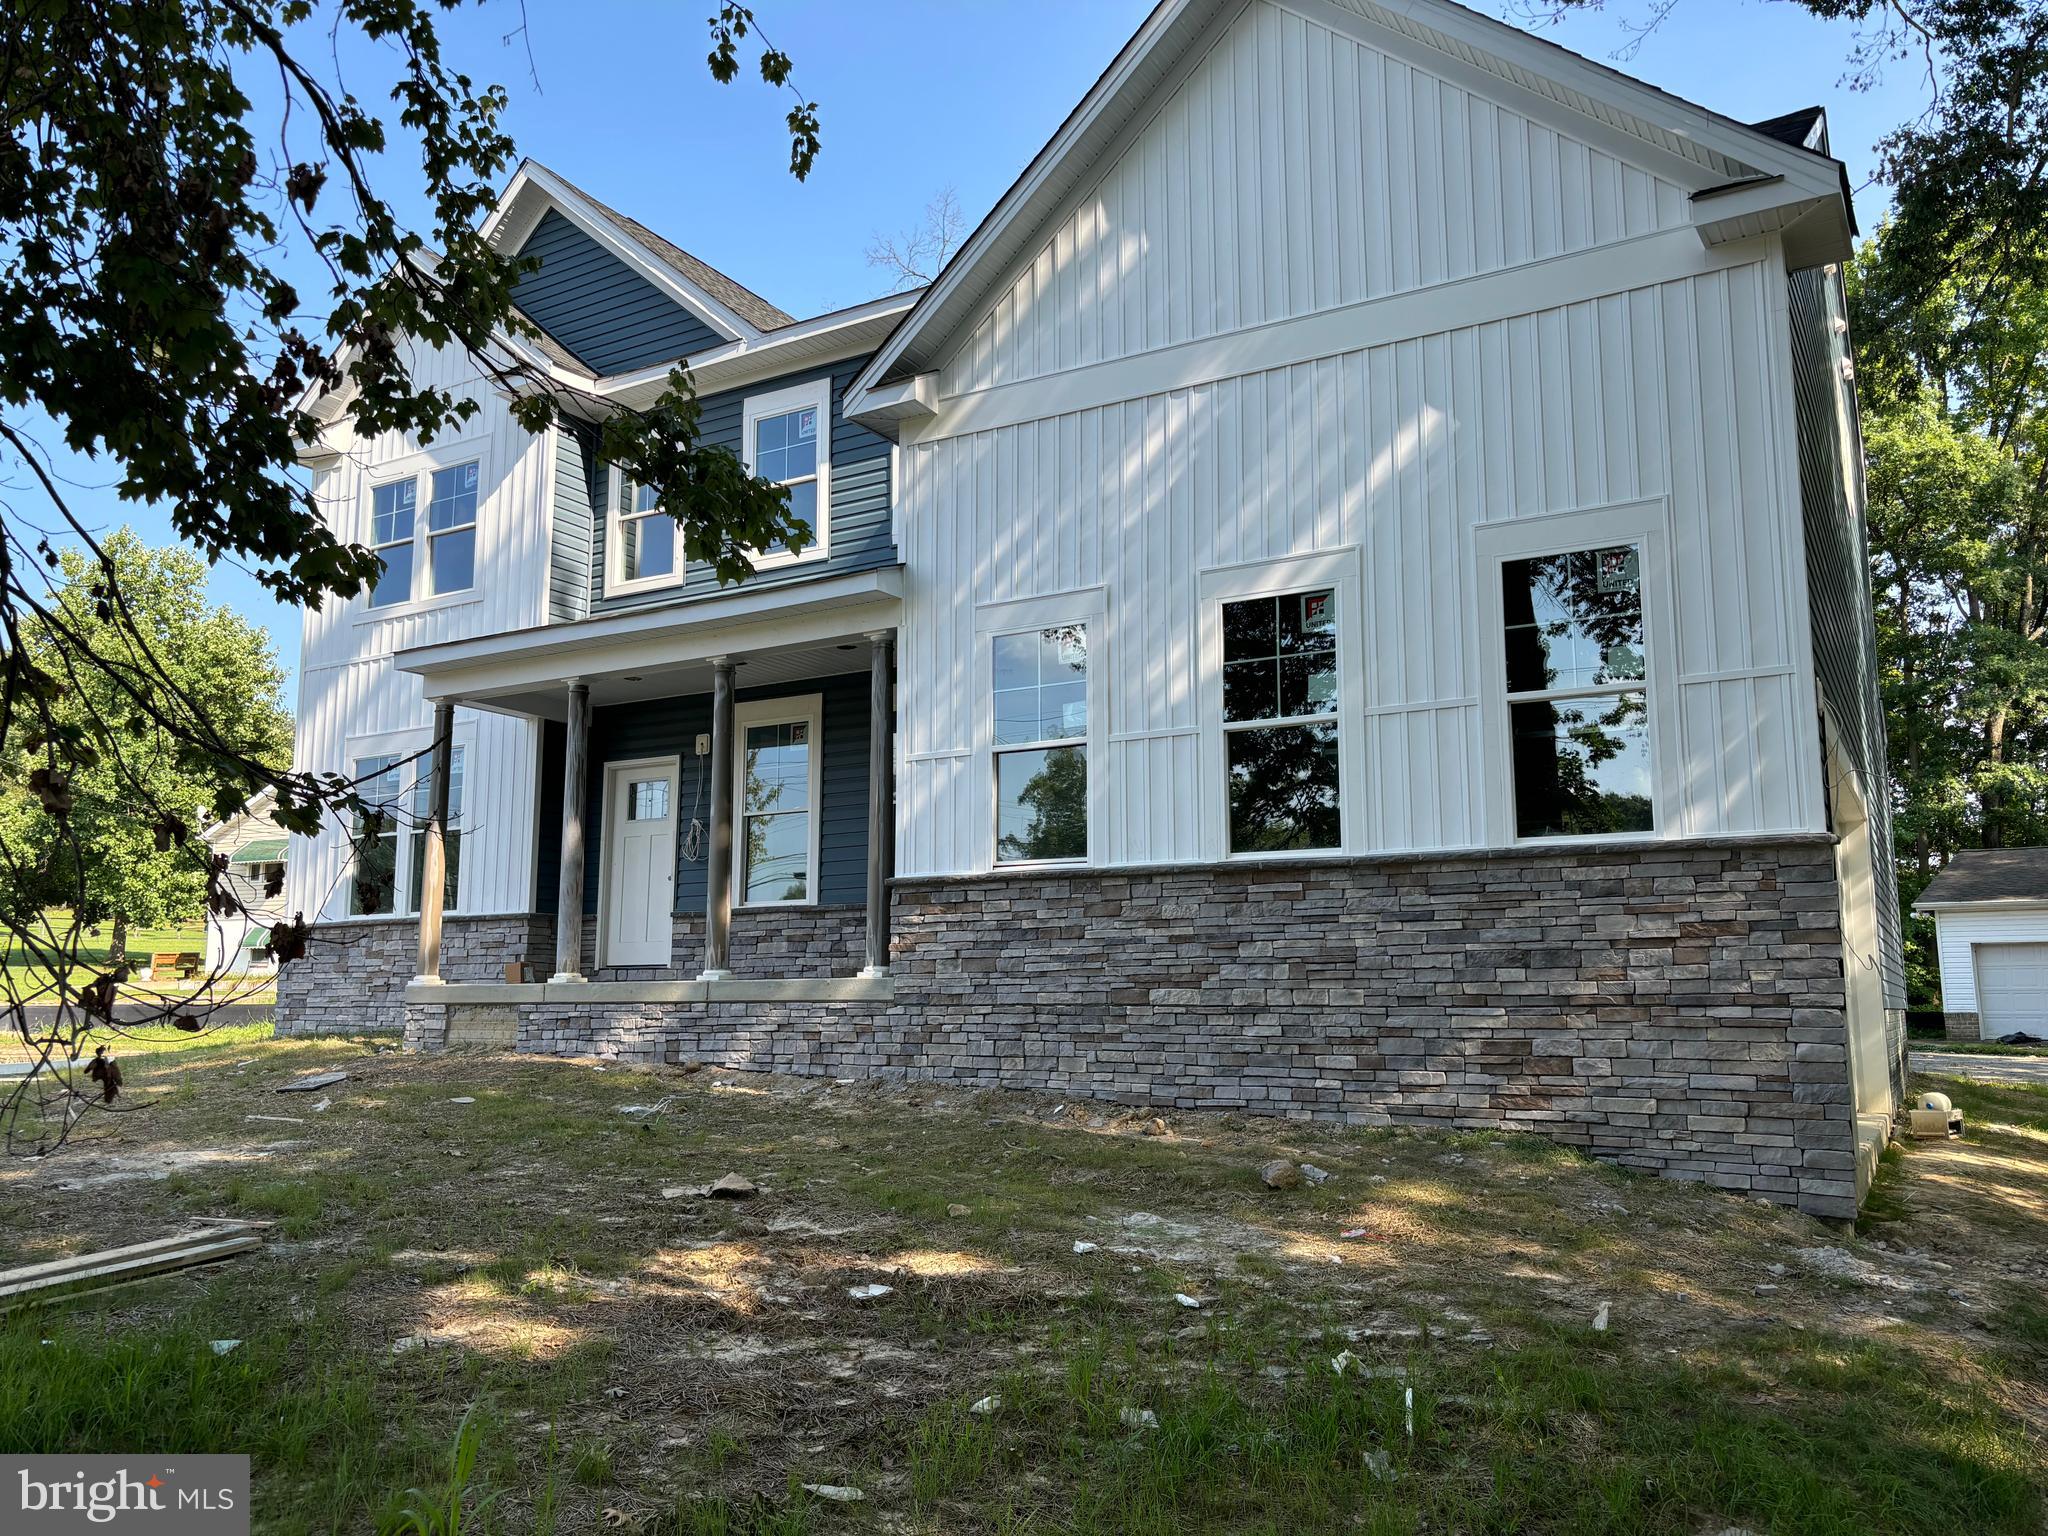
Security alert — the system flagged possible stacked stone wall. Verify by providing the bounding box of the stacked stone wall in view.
[399,837,1863,1215]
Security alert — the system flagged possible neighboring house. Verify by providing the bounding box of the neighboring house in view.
[279,0,1904,1218]
[1913,850,2048,1041]
[201,787,289,979]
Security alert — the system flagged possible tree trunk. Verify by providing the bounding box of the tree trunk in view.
[108,913,129,973]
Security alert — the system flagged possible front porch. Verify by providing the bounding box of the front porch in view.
[393,567,902,1006]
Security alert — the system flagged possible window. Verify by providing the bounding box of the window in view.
[743,379,831,565]
[735,697,821,905]
[426,463,479,596]
[405,743,465,913]
[348,755,403,914]
[366,459,479,610]
[992,626,1089,863]
[346,742,464,917]
[368,482,416,609]
[615,479,679,587]
[1500,545,1653,839]
[1222,590,1340,853]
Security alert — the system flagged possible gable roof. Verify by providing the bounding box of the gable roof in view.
[1914,850,2048,910]
[481,160,789,345]
[847,0,1855,414]
[568,181,795,333]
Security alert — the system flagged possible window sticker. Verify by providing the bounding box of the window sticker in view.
[797,408,817,441]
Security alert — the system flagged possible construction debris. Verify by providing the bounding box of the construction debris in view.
[1174,1292,1202,1309]
[970,1395,1002,1415]
[801,1485,864,1503]
[846,1283,893,1301]
[1072,1240,1098,1255]
[707,1174,758,1199]
[1119,1407,1159,1430]
[277,1072,347,1094]
[0,1227,260,1308]
[1593,1302,1611,1332]
[1300,1164,1332,1185]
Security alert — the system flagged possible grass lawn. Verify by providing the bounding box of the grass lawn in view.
[0,910,275,1013]
[0,1038,2041,1535]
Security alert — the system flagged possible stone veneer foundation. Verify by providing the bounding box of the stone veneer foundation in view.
[275,915,554,1035]
[390,836,1877,1219]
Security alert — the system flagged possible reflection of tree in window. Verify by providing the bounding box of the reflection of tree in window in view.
[742,720,810,902]
[349,755,402,914]
[1221,590,1339,853]
[994,625,1087,862]
[998,746,1086,862]
[1502,546,1653,838]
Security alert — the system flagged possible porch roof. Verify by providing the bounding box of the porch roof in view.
[395,565,902,720]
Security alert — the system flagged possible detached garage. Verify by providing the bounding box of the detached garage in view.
[1914,849,2048,1041]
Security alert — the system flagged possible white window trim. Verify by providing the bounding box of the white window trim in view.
[338,721,472,921]
[733,693,825,909]
[354,438,490,619]
[604,465,690,597]
[742,376,833,572]
[1197,549,1367,862]
[1471,497,1681,848]
[595,753,681,968]
[972,588,1108,872]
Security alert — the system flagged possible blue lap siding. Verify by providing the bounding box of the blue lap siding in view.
[583,357,895,613]
[512,209,725,373]
[572,671,873,918]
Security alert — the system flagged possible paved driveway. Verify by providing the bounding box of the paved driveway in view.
[1911,1050,2048,1086]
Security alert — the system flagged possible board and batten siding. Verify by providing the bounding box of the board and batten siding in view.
[511,208,725,373]
[1788,265,1908,1011]
[582,359,896,614]
[287,338,550,924]
[570,672,874,916]
[941,0,1691,400]
[896,256,1827,875]
[1930,907,2048,1017]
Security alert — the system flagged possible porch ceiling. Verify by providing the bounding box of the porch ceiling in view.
[395,565,901,721]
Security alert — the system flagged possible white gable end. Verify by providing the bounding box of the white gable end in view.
[939,0,1692,399]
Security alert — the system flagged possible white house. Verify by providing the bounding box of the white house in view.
[201,787,289,980]
[1913,850,2048,1042]
[279,0,1904,1217]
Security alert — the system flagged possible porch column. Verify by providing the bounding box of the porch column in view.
[861,630,895,978]
[700,656,736,980]
[550,679,591,983]
[413,698,455,983]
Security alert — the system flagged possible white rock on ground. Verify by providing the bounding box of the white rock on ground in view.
[1119,1408,1159,1430]
[801,1485,864,1503]
[846,1284,894,1301]
[970,1395,1001,1415]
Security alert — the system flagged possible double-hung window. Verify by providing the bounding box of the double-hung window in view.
[1222,590,1341,853]
[1500,544,1653,839]
[613,479,679,589]
[346,743,465,916]
[368,484,417,610]
[406,742,465,913]
[426,463,479,596]
[348,755,403,914]
[992,625,1089,864]
[365,459,480,609]
[743,379,831,566]
[736,696,822,905]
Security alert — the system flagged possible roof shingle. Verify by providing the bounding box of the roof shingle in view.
[1915,848,2048,908]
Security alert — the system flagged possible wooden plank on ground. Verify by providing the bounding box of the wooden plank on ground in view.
[0,1233,259,1306]
[0,1227,254,1287]
[277,1071,347,1093]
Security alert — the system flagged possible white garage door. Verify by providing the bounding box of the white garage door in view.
[1975,943,2048,1037]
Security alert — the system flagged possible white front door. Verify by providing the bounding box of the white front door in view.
[1976,942,2048,1038]
[603,759,677,967]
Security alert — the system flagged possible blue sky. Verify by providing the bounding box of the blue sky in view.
[23,0,1929,693]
